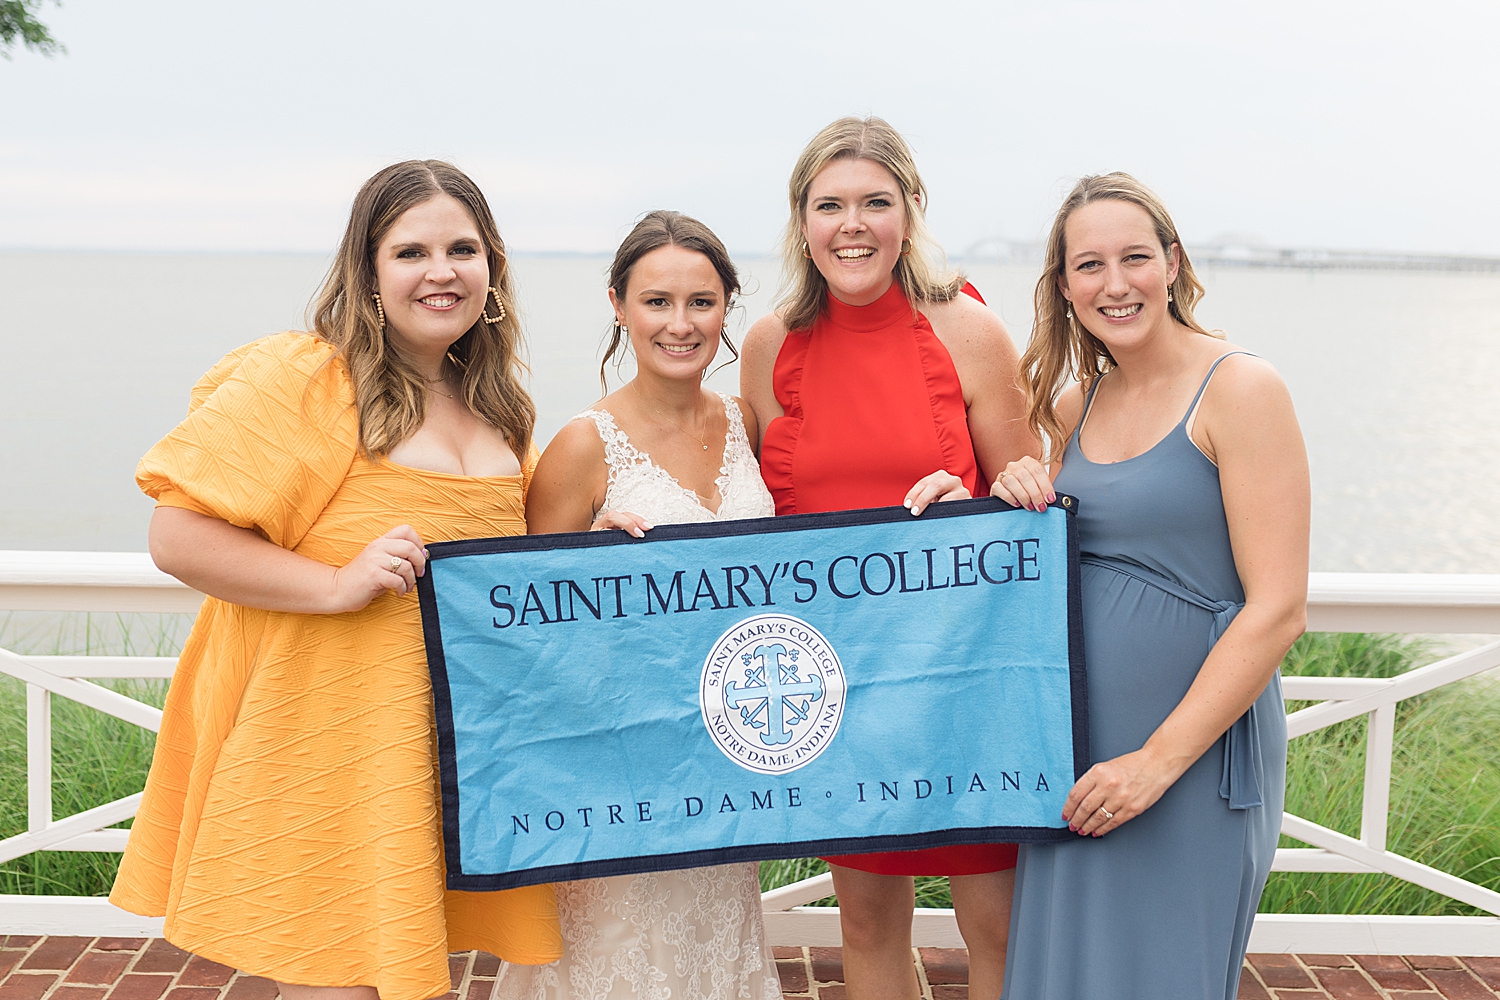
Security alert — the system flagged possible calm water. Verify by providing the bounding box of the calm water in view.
[2,252,1497,573]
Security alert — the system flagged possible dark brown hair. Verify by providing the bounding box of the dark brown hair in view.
[600,210,742,391]
[310,159,535,457]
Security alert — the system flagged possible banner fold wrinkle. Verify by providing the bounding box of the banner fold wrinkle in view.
[417,496,1088,891]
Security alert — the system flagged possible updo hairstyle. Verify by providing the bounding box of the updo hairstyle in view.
[599,210,742,391]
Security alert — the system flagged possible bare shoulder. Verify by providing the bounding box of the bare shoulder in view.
[1056,381,1088,431]
[922,292,1013,352]
[1204,349,1294,411]
[535,414,607,473]
[527,415,609,532]
[739,312,791,434]
[741,312,791,368]
[1195,347,1301,467]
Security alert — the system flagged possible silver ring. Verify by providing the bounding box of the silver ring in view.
[1097,807,1114,821]
[389,556,404,572]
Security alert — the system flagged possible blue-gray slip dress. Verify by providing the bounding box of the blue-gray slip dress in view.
[1001,353,1288,1000]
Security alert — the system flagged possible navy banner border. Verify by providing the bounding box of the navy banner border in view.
[417,495,1089,891]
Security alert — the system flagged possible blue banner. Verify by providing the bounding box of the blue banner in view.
[418,497,1088,890]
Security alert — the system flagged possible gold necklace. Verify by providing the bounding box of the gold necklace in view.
[633,383,710,451]
[424,371,456,400]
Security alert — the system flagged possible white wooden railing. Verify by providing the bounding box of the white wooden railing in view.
[3,553,1499,954]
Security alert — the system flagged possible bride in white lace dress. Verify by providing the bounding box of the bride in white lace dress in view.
[512,212,781,1000]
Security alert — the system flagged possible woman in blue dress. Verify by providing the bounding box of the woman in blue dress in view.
[990,173,1309,1000]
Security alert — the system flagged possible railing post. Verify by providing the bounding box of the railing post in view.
[26,683,52,832]
[1360,703,1396,852]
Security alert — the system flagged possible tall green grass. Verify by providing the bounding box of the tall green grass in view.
[3,622,1497,911]
[1264,632,1500,915]
[0,612,185,895]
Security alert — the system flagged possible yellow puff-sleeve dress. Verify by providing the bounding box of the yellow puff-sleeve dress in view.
[110,332,561,999]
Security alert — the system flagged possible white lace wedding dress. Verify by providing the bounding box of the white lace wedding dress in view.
[493,393,782,1000]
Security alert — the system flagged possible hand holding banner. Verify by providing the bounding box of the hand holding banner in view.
[418,497,1088,890]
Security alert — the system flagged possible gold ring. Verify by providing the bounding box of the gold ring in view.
[389,556,403,572]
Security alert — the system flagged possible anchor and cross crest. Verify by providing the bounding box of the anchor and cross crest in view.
[724,642,825,747]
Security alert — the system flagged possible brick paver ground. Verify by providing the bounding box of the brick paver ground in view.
[4,938,1498,1000]
[769,948,1500,1000]
[0,939,499,1000]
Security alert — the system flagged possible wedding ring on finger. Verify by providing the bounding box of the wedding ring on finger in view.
[1097,807,1114,822]
[389,555,404,573]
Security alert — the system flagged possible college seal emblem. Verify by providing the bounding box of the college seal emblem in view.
[700,613,847,775]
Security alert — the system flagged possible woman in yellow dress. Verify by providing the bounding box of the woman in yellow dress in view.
[110,160,561,1000]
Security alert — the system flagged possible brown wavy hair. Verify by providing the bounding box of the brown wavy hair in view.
[310,159,535,458]
[600,210,742,392]
[1023,172,1219,464]
[776,116,964,332]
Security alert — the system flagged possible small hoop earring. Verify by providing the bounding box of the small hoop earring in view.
[483,286,507,324]
[371,292,386,330]
[801,241,812,259]
[900,237,913,257]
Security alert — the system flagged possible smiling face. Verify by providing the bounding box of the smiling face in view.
[801,156,909,306]
[609,244,727,381]
[1059,198,1180,351]
[373,193,491,366]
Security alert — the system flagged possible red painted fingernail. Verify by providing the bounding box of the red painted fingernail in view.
[1047,494,1057,503]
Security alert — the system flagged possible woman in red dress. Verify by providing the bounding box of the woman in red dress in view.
[741,117,1037,1000]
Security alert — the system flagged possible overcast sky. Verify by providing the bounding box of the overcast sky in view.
[3,0,1497,256]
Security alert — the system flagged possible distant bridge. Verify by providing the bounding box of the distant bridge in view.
[958,238,1500,273]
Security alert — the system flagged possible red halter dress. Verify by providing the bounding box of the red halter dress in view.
[760,280,1019,876]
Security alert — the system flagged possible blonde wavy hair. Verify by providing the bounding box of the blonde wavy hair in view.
[1024,172,1219,464]
[311,159,535,458]
[776,116,964,332]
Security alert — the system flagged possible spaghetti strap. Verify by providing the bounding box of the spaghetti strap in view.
[1183,351,1253,424]
[1084,377,1105,411]
[1073,376,1107,445]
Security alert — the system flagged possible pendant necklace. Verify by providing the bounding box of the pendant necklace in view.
[634,383,710,450]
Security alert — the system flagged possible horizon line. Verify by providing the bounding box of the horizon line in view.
[4,245,1499,274]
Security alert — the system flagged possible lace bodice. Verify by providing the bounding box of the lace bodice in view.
[579,393,774,524]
